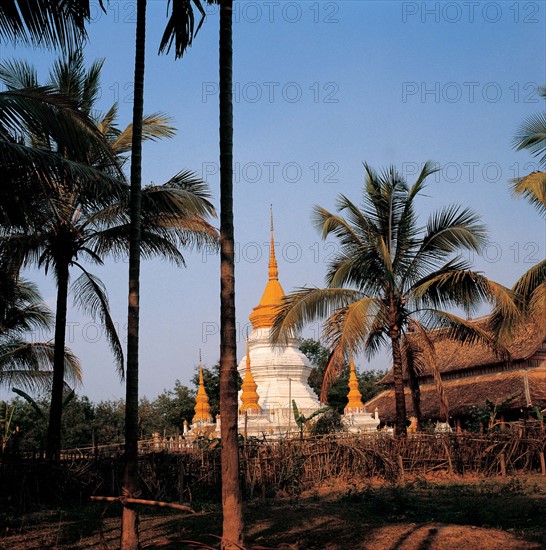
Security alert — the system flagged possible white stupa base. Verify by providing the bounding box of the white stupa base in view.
[343,411,381,433]
[238,328,322,411]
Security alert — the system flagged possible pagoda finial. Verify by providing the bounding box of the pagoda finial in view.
[345,353,364,413]
[248,207,285,329]
[199,349,204,384]
[240,333,261,413]
[245,329,251,369]
[268,205,278,281]
[193,351,212,423]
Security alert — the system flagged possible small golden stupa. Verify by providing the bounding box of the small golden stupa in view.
[193,352,212,423]
[344,355,364,413]
[239,337,261,414]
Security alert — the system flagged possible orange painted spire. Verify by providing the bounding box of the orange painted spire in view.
[345,354,364,413]
[240,336,261,413]
[249,207,285,329]
[193,351,212,423]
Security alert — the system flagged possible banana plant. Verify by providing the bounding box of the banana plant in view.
[292,400,330,440]
[12,387,75,419]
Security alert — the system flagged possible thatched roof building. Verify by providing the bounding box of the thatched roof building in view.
[365,316,546,424]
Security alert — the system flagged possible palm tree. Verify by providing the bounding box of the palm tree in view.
[122,0,147,544]
[272,162,514,437]
[0,272,81,392]
[122,3,217,543]
[0,54,217,460]
[0,0,98,49]
[160,1,243,547]
[216,5,244,545]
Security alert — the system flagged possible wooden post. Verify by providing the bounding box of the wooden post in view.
[442,436,453,475]
[500,453,506,477]
[539,451,545,476]
[178,459,185,503]
[244,411,248,446]
[397,454,404,482]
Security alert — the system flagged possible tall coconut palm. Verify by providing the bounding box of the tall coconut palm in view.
[272,163,515,437]
[0,54,217,460]
[216,4,244,546]
[0,272,81,391]
[159,1,243,547]
[121,0,147,544]
[121,2,216,544]
[0,0,98,49]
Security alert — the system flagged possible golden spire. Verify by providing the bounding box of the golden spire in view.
[193,351,212,423]
[268,205,278,281]
[345,354,364,413]
[240,336,261,413]
[249,206,285,329]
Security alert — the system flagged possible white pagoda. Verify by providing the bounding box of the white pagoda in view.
[236,211,379,437]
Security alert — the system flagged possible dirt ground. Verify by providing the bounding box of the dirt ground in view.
[1,475,544,549]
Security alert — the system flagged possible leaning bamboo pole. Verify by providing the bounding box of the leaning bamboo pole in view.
[90,495,195,513]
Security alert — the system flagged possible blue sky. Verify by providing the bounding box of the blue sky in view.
[1,0,545,401]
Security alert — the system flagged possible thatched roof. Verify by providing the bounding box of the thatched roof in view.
[366,368,546,422]
[381,315,546,384]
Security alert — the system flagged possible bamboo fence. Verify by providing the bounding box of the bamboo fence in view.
[1,427,544,512]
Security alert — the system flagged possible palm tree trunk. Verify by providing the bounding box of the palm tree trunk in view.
[121,0,146,547]
[390,332,408,437]
[46,259,70,460]
[218,1,243,548]
[406,364,422,431]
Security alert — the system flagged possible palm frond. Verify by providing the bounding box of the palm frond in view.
[142,171,216,219]
[510,171,546,215]
[71,266,124,379]
[512,259,546,303]
[320,345,345,403]
[489,262,546,340]
[0,275,52,335]
[363,314,388,358]
[0,58,38,90]
[0,340,82,391]
[0,0,101,48]
[422,205,487,255]
[513,111,546,167]
[322,297,382,353]
[271,287,365,346]
[406,318,449,422]
[96,103,120,142]
[0,87,119,170]
[48,51,105,115]
[158,0,207,59]
[410,267,516,318]
[0,140,125,208]
[407,160,440,200]
[312,205,365,245]
[12,387,46,418]
[319,297,383,401]
[112,113,177,154]
[422,310,505,356]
